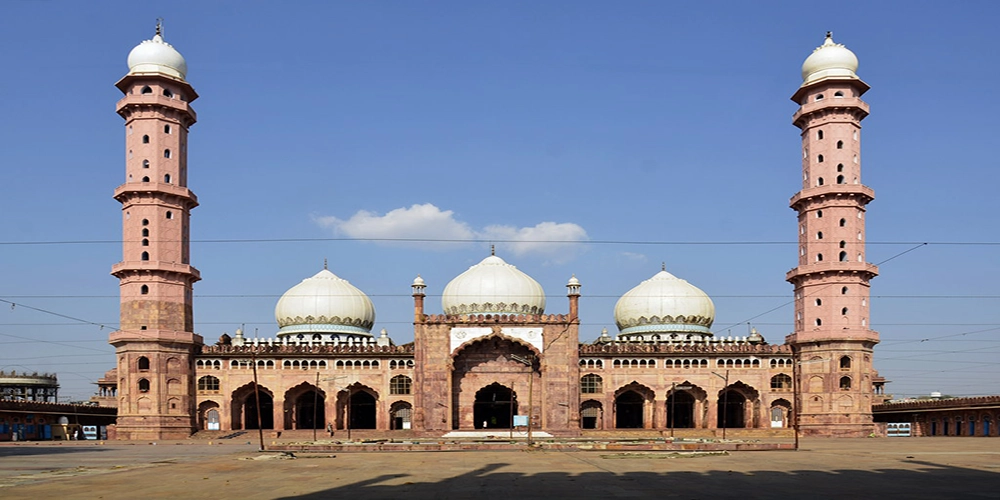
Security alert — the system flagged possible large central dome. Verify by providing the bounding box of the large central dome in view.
[614,268,715,338]
[441,255,545,315]
[274,268,375,337]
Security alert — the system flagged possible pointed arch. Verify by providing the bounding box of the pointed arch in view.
[614,381,654,429]
[283,382,326,430]
[231,382,274,430]
[336,383,379,430]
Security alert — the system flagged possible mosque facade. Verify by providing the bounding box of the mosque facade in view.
[106,28,886,440]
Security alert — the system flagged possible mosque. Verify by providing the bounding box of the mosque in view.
[104,26,888,440]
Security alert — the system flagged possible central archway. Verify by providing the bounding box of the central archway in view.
[615,391,645,428]
[349,390,377,429]
[667,391,696,428]
[295,390,325,429]
[474,383,517,429]
[718,390,747,428]
[244,392,274,430]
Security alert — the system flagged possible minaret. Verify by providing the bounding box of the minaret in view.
[786,33,879,437]
[108,23,202,440]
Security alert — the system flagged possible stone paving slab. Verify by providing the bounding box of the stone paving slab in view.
[0,438,997,499]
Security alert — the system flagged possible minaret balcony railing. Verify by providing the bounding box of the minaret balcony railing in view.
[792,96,869,123]
[790,184,874,210]
[116,94,197,119]
[786,262,879,281]
[114,183,198,205]
[111,261,201,280]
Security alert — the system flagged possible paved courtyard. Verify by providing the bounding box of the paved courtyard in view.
[0,438,997,499]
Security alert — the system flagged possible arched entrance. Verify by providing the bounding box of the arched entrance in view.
[718,390,747,428]
[295,390,325,429]
[349,390,377,429]
[667,391,695,428]
[581,400,603,429]
[390,401,412,430]
[616,391,645,428]
[474,383,517,429]
[198,401,221,431]
[244,392,274,430]
[770,399,791,428]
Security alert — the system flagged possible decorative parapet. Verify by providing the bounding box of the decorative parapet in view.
[420,313,572,324]
[199,342,414,356]
[579,342,792,355]
[874,395,1000,412]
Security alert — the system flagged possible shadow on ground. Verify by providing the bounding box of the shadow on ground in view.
[0,446,110,458]
[276,461,999,499]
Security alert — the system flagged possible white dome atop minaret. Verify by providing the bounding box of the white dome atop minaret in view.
[801,32,859,85]
[441,251,546,315]
[126,21,188,80]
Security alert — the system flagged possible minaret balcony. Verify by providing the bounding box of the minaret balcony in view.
[792,96,869,124]
[114,183,198,207]
[790,184,874,211]
[786,262,879,282]
[111,261,201,281]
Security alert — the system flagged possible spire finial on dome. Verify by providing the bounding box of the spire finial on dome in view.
[323,258,328,270]
[661,262,666,271]
[826,30,832,39]
[490,244,495,256]
[156,18,163,37]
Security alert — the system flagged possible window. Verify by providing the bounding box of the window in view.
[198,375,220,392]
[837,140,844,149]
[138,379,150,392]
[817,231,823,240]
[141,251,150,261]
[837,175,845,184]
[834,91,844,97]
[817,154,824,163]
[815,318,822,326]
[164,174,171,183]
[140,285,149,295]
[166,211,173,220]
[839,218,846,227]
[815,298,822,306]
[837,164,844,172]
[164,149,171,159]
[142,135,150,144]
[840,376,852,390]
[142,238,149,246]
[840,356,851,370]
[164,125,172,134]
[142,160,149,168]
[839,241,846,249]
[842,307,849,316]
[770,374,792,390]
[141,86,152,94]
[817,130,824,140]
[817,253,823,262]
[390,375,412,395]
[138,356,150,370]
[839,251,848,262]
[815,94,824,101]
[817,177,824,186]
[142,228,149,237]
[142,219,149,226]
[581,374,603,394]
[163,88,173,98]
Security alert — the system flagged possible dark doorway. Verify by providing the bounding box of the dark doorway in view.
[349,390,377,429]
[295,390,324,429]
[244,392,274,429]
[474,383,516,429]
[667,391,695,428]
[615,390,644,428]
[717,390,746,428]
[581,400,602,429]
[390,402,412,430]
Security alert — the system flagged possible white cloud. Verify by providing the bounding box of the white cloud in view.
[314,204,588,262]
[620,251,648,263]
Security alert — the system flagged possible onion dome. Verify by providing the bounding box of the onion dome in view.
[127,23,188,80]
[613,267,715,337]
[801,32,859,85]
[274,268,375,337]
[441,254,545,315]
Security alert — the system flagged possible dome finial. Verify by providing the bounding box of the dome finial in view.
[661,262,666,271]
[826,30,832,39]
[155,18,163,37]
[490,244,495,256]
[323,258,328,270]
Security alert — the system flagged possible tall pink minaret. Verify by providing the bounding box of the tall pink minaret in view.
[786,33,879,437]
[108,23,202,440]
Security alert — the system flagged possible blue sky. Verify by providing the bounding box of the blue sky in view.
[1,1,998,402]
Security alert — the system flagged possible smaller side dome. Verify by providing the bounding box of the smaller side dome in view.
[274,269,375,337]
[614,269,715,338]
[127,24,188,80]
[801,32,859,85]
[441,255,546,315]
